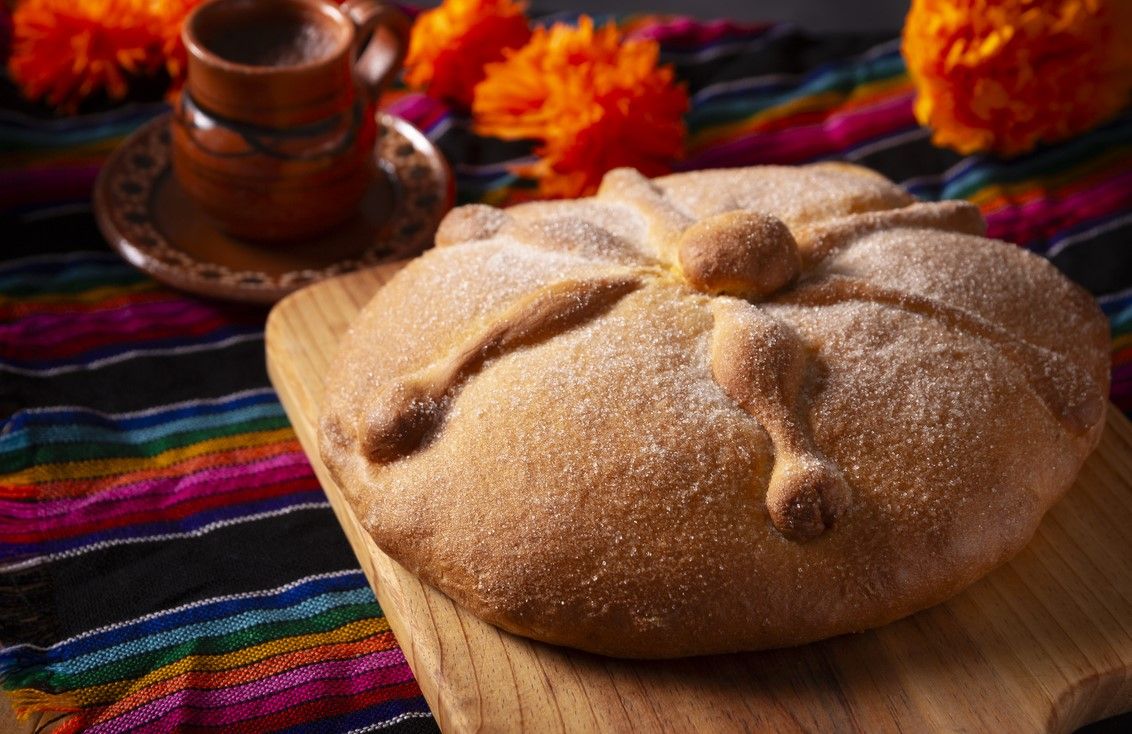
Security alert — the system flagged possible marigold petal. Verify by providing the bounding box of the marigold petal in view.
[9,0,203,112]
[473,15,688,199]
[902,0,1132,156]
[404,0,531,109]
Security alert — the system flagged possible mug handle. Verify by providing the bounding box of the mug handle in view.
[341,0,411,105]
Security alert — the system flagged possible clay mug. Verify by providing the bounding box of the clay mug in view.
[172,0,409,242]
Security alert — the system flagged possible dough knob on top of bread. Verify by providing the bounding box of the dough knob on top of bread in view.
[678,211,802,299]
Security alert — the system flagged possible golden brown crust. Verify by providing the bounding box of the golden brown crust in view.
[793,199,986,266]
[434,203,510,247]
[678,212,801,298]
[318,163,1109,658]
[360,275,642,462]
[709,300,850,540]
[781,275,1105,436]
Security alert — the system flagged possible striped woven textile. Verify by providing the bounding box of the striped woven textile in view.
[0,249,435,732]
[1,14,1130,734]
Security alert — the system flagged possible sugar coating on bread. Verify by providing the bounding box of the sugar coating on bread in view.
[319,163,1109,658]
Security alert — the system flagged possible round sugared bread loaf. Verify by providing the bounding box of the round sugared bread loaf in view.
[318,163,1109,658]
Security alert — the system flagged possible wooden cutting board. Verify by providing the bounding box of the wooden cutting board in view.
[265,263,1132,733]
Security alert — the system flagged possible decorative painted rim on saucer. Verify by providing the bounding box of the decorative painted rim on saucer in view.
[93,112,453,304]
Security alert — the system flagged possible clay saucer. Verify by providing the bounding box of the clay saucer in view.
[94,112,453,304]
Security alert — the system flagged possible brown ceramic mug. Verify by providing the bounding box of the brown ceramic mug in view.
[172,0,409,242]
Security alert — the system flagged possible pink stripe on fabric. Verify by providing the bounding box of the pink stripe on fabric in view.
[820,93,916,149]
[383,93,434,119]
[91,650,412,734]
[383,93,450,133]
[984,168,1132,246]
[628,16,770,44]
[0,298,234,349]
[0,452,311,525]
[682,92,915,169]
[3,296,194,332]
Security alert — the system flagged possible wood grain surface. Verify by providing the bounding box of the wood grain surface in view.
[265,263,1132,733]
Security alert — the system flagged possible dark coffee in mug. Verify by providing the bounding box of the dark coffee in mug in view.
[196,5,343,68]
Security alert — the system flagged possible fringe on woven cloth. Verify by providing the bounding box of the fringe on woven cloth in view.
[2,688,84,732]
[0,564,89,732]
[36,715,86,734]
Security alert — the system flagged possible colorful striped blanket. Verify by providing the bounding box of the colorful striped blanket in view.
[1,16,1130,733]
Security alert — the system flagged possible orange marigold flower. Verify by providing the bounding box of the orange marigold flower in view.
[149,0,205,90]
[472,16,688,199]
[404,0,531,109]
[9,0,161,112]
[8,0,205,112]
[902,0,1132,156]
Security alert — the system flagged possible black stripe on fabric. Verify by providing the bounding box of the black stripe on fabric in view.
[133,703,436,734]
[164,698,434,734]
[0,337,270,417]
[847,135,965,186]
[434,122,535,177]
[1049,223,1132,298]
[0,211,110,260]
[264,708,439,734]
[0,566,61,647]
[283,710,439,734]
[0,77,169,122]
[354,715,440,734]
[44,507,360,639]
[666,29,892,96]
